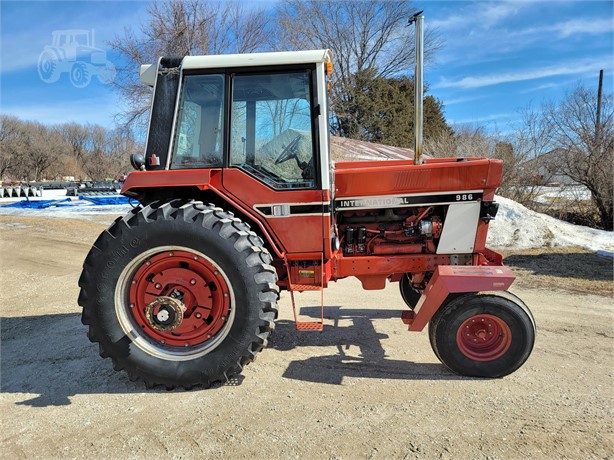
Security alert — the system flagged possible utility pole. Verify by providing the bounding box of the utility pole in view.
[596,69,603,142]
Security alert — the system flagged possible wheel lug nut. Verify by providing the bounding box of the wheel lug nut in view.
[194,256,198,260]
[160,340,165,344]
[146,261,151,266]
[223,293,228,297]
[155,283,161,289]
[131,280,136,285]
[190,279,196,285]
[214,271,219,275]
[196,313,202,319]
[184,343,189,347]
[130,303,135,308]
[207,334,212,339]
[169,252,174,256]
[221,315,226,321]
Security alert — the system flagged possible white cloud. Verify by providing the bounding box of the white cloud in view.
[449,112,517,125]
[443,95,487,106]
[434,57,610,89]
[430,1,531,31]
[538,17,611,38]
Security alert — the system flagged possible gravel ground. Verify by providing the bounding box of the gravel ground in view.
[1,215,612,459]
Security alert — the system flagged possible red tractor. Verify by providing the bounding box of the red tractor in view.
[79,19,535,388]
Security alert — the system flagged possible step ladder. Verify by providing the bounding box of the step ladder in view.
[287,257,324,332]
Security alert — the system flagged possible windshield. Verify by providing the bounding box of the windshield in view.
[230,71,315,189]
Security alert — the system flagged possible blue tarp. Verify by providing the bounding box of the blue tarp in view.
[78,195,131,205]
[1,195,131,208]
[1,198,74,208]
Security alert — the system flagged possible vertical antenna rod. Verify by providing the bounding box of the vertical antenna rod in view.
[409,11,424,165]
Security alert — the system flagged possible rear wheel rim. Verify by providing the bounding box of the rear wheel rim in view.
[456,314,512,362]
[115,246,235,361]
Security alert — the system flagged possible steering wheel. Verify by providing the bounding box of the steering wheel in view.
[275,135,302,165]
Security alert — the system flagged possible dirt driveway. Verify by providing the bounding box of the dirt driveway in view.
[1,215,612,459]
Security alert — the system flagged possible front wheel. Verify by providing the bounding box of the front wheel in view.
[78,200,279,388]
[399,273,421,309]
[429,292,535,378]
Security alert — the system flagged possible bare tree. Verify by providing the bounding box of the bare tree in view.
[424,125,496,159]
[544,84,613,230]
[424,125,537,203]
[20,123,61,181]
[78,125,135,181]
[109,0,272,131]
[277,0,443,136]
[59,122,89,162]
[0,115,24,179]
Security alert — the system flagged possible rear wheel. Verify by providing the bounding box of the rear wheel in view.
[428,292,535,378]
[78,200,279,388]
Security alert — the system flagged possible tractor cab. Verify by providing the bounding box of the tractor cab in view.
[136,50,331,186]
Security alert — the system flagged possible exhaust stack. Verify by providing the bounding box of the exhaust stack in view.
[409,12,424,165]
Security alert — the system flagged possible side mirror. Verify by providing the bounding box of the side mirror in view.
[130,153,146,171]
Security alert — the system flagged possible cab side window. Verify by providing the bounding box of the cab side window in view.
[171,74,225,169]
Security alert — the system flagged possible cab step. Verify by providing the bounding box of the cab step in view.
[287,256,325,332]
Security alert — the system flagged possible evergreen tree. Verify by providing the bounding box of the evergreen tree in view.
[333,69,452,147]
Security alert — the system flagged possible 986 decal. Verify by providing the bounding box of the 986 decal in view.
[456,194,474,201]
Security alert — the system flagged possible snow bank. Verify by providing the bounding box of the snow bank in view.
[488,196,614,251]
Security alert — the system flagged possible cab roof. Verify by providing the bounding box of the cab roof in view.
[139,49,332,87]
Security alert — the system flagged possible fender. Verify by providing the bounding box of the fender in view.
[402,265,516,331]
[121,169,286,258]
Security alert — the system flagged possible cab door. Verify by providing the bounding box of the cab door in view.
[222,68,330,255]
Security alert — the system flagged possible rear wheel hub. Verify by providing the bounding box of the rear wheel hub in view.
[128,249,232,348]
[145,296,185,332]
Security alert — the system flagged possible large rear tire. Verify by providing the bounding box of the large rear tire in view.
[78,200,279,388]
[428,292,535,378]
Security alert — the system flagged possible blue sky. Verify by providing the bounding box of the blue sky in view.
[1,0,612,134]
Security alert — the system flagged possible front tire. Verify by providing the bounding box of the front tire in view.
[78,200,279,388]
[429,292,535,378]
[399,273,421,309]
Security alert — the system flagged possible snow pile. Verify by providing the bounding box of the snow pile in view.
[533,185,591,204]
[488,196,614,251]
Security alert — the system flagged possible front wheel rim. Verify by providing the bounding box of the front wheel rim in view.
[115,246,235,361]
[456,314,512,362]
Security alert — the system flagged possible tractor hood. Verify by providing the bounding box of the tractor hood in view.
[333,157,502,202]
